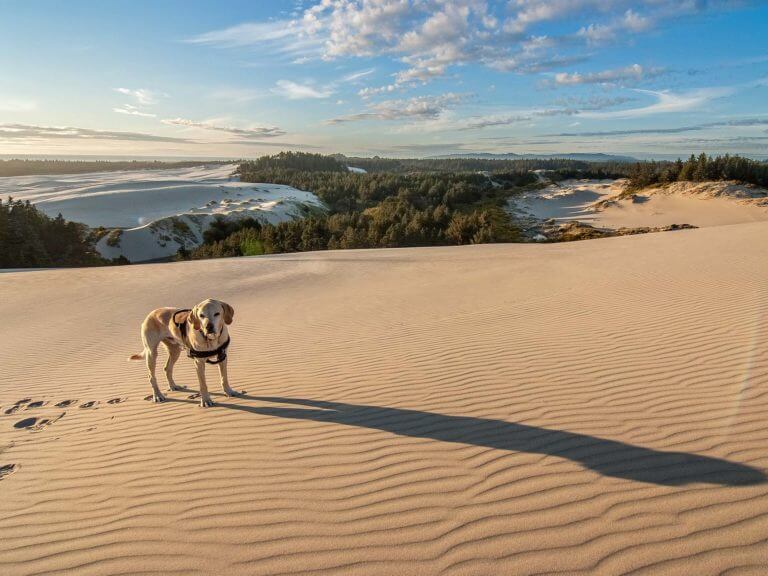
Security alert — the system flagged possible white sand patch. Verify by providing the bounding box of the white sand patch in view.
[2,163,325,262]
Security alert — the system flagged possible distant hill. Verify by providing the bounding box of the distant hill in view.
[429,152,638,163]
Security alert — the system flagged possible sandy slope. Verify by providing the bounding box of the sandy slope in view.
[511,179,768,229]
[1,223,768,575]
[3,164,242,227]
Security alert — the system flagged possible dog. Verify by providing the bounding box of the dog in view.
[129,298,240,407]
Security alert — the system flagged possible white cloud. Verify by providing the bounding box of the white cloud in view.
[188,0,743,90]
[114,104,157,118]
[272,79,334,100]
[0,123,190,143]
[581,87,735,119]
[553,64,664,86]
[577,8,653,43]
[161,118,285,138]
[189,20,296,47]
[114,87,163,106]
[359,84,398,98]
[326,92,469,124]
[342,68,375,82]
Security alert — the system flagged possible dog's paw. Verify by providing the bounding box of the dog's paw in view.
[199,396,215,408]
[168,384,183,392]
[224,388,243,397]
[152,392,166,403]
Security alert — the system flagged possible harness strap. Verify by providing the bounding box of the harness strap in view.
[173,308,230,365]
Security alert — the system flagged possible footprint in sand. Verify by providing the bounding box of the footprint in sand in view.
[0,464,18,480]
[25,401,47,410]
[107,398,126,405]
[79,401,98,409]
[55,400,77,408]
[4,398,32,415]
[14,414,63,431]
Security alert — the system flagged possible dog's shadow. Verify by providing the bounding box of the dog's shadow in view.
[166,394,766,487]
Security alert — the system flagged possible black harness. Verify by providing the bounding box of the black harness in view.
[173,309,230,365]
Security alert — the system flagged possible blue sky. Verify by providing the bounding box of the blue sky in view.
[1,0,767,159]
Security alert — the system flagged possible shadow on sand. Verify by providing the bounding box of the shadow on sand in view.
[171,394,766,487]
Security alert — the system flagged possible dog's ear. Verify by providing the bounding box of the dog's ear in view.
[190,306,202,330]
[222,302,235,325]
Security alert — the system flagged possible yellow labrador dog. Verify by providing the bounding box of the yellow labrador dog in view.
[129,298,240,407]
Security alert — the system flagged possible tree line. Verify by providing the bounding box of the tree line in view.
[333,155,633,176]
[626,153,768,189]
[185,151,767,260]
[0,198,106,267]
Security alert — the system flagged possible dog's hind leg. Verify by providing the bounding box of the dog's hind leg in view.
[162,342,183,392]
[144,339,165,403]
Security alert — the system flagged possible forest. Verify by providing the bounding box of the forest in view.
[3,151,767,266]
[0,198,107,267]
[185,152,533,259]
[625,153,768,189]
[336,154,632,176]
[187,151,768,260]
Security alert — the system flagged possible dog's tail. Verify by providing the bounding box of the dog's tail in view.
[128,351,145,361]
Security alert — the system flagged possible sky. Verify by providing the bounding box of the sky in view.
[1,0,768,159]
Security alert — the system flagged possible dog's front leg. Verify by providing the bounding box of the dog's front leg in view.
[195,359,214,408]
[217,358,241,397]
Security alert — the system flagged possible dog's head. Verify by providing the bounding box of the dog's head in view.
[190,298,234,340]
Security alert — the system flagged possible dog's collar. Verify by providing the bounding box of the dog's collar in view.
[173,309,230,365]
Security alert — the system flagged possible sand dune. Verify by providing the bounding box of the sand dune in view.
[2,223,768,574]
[2,164,324,262]
[510,179,768,230]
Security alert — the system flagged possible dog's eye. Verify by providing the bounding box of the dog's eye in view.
[214,312,220,317]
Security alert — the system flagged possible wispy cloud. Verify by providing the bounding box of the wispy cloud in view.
[114,87,163,106]
[187,19,296,48]
[325,93,469,124]
[186,19,323,59]
[550,117,768,137]
[272,80,334,100]
[113,104,156,118]
[161,117,286,138]
[342,68,376,83]
[369,94,635,132]
[552,64,665,86]
[0,123,190,143]
[581,87,734,119]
